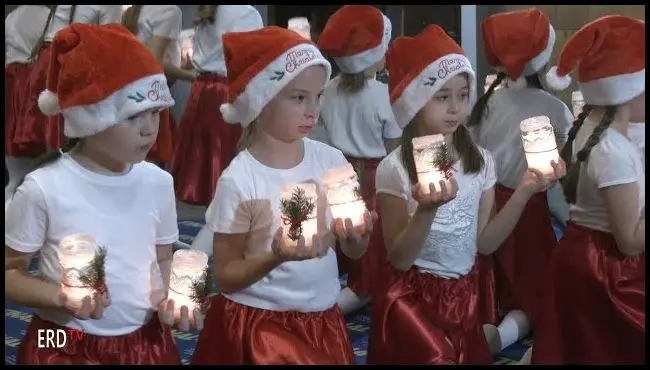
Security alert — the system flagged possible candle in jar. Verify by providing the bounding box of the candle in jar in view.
[412,134,454,195]
[280,182,319,249]
[572,90,585,118]
[58,234,99,311]
[322,163,367,229]
[167,249,209,319]
[288,17,311,40]
[520,115,560,178]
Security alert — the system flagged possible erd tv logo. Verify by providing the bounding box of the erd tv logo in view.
[37,329,85,348]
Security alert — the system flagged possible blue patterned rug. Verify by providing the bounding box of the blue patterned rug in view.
[5,219,555,365]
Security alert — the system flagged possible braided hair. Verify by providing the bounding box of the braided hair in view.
[561,105,617,204]
[466,72,507,127]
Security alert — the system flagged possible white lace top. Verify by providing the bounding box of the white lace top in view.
[375,145,497,278]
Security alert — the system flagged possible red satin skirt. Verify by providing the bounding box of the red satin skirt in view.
[191,294,355,365]
[17,314,181,365]
[337,157,386,297]
[171,73,239,206]
[490,184,557,325]
[14,44,64,152]
[147,109,176,164]
[532,222,645,365]
[367,265,493,364]
[5,63,47,157]
[476,254,498,325]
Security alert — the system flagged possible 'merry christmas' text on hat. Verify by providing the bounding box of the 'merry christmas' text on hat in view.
[545,15,645,106]
[37,23,174,138]
[317,5,392,74]
[481,7,555,82]
[386,24,476,129]
[220,26,332,127]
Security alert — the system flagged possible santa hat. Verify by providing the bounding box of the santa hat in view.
[220,26,332,127]
[318,5,392,74]
[38,23,174,138]
[546,15,645,106]
[481,7,556,82]
[387,25,475,128]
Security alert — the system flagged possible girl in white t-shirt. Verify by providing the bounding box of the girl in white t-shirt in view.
[468,8,574,357]
[317,5,401,315]
[190,27,377,365]
[5,24,199,365]
[8,5,123,199]
[5,6,51,202]
[172,5,263,207]
[366,25,562,365]
[533,15,645,365]
[122,5,197,166]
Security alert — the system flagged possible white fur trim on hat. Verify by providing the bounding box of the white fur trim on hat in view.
[38,89,61,116]
[579,68,645,106]
[545,66,572,91]
[62,73,175,138]
[333,15,391,74]
[220,43,332,127]
[522,24,556,77]
[392,53,475,128]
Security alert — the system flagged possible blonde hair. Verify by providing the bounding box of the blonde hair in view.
[195,5,218,26]
[236,121,258,153]
[121,5,143,35]
[337,72,367,94]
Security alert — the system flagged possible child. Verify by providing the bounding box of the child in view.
[468,8,574,355]
[533,15,645,364]
[190,26,377,365]
[317,5,401,315]
[5,24,198,365]
[9,5,123,200]
[172,5,264,207]
[122,5,197,166]
[365,24,563,365]
[5,6,51,202]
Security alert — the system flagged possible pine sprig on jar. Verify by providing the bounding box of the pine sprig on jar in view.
[280,187,316,241]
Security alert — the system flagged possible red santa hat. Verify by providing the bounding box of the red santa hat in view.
[318,5,392,74]
[37,23,174,138]
[387,25,475,128]
[481,7,556,82]
[220,26,332,127]
[546,15,645,106]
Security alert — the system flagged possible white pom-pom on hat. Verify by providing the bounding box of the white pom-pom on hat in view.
[219,103,240,124]
[37,89,61,116]
[545,65,572,91]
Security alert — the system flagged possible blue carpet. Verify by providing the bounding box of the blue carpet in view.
[5,219,536,365]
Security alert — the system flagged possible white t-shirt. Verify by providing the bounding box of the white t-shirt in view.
[628,122,645,171]
[320,76,402,159]
[570,119,645,233]
[192,5,263,76]
[375,145,497,278]
[136,5,182,67]
[5,6,51,65]
[44,5,123,42]
[472,87,574,189]
[5,154,179,336]
[205,138,346,312]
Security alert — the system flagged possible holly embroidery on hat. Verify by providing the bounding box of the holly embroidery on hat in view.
[424,76,437,87]
[270,71,285,81]
[127,92,146,103]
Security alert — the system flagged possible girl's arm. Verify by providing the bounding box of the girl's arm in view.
[475,186,531,255]
[213,233,283,294]
[601,183,645,256]
[5,247,60,309]
[379,194,438,271]
[156,244,173,291]
[149,36,197,82]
